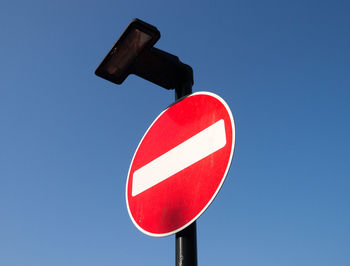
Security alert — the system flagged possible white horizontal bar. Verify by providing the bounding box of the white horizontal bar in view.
[132,119,226,196]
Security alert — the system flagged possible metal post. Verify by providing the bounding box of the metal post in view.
[176,221,198,266]
[175,84,197,266]
[175,81,192,100]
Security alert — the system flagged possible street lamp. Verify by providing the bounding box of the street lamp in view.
[95,18,196,266]
[95,18,193,97]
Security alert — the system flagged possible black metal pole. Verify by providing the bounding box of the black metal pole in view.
[175,84,197,266]
[176,221,198,266]
[175,80,192,100]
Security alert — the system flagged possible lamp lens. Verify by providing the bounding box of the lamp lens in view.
[105,29,152,75]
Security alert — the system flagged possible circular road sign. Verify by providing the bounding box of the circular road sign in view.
[126,91,235,237]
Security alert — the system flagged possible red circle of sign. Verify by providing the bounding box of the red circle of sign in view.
[126,92,235,237]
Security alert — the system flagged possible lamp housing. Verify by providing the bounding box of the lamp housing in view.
[95,19,160,85]
[95,18,193,91]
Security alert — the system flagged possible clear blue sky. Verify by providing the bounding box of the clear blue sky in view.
[1,0,349,265]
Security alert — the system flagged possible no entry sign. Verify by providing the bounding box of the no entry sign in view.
[126,91,235,237]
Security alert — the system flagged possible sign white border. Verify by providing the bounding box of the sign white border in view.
[125,91,236,237]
